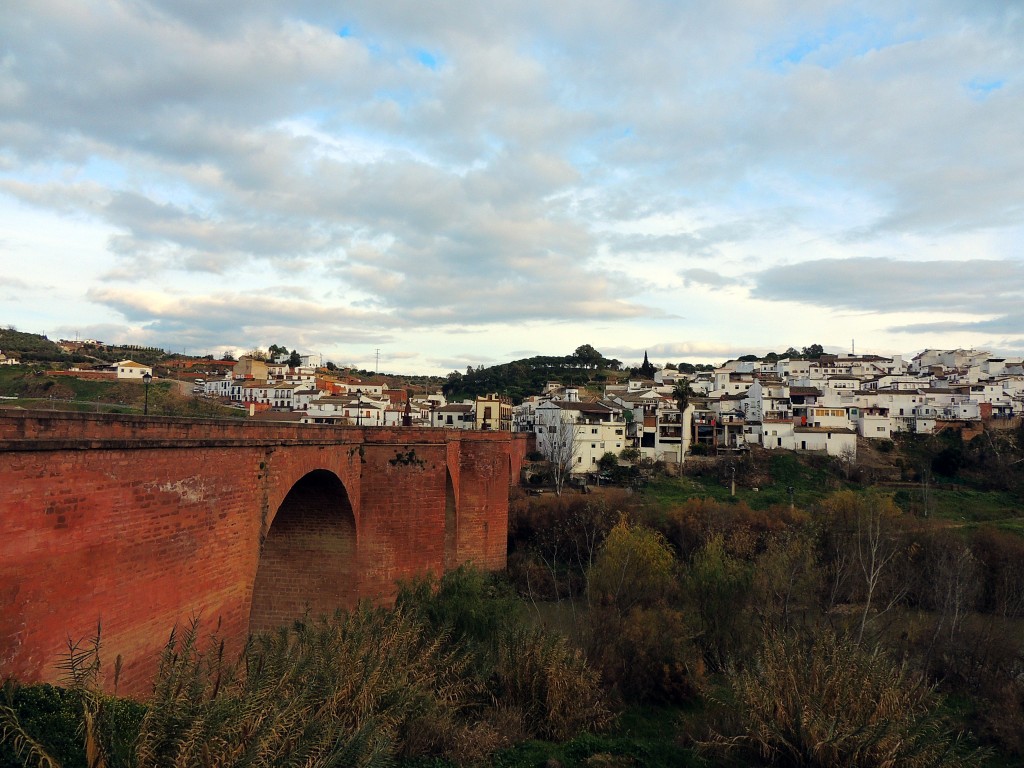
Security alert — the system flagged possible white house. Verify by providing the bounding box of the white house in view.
[793,426,857,457]
[116,360,152,380]
[535,400,627,474]
[433,403,475,429]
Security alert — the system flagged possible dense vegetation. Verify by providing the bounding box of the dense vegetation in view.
[442,345,627,403]
[0,329,65,362]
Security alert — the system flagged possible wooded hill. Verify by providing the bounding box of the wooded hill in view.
[442,345,627,404]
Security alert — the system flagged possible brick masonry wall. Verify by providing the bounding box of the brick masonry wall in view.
[0,411,516,697]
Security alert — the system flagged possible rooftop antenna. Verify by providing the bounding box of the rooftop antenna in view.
[375,348,380,373]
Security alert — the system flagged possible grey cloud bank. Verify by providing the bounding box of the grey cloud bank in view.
[1,1,1022,373]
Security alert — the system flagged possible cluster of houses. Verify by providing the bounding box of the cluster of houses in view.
[198,355,514,430]
[194,348,1023,477]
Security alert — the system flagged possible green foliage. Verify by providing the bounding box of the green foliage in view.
[0,683,82,768]
[442,348,623,403]
[588,519,676,613]
[703,627,987,767]
[0,329,63,361]
[687,535,753,671]
[396,566,523,669]
[619,446,641,463]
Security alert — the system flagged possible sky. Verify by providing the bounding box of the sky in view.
[1,1,1022,375]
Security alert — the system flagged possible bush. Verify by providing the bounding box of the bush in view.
[0,683,85,768]
[493,625,612,742]
[702,628,986,767]
[586,606,703,705]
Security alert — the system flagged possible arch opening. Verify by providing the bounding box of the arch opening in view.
[249,469,356,633]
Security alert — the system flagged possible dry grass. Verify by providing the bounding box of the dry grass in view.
[702,627,987,768]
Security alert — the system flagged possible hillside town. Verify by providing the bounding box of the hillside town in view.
[167,347,1024,477]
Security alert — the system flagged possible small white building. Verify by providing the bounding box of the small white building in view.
[116,360,152,380]
[793,426,857,457]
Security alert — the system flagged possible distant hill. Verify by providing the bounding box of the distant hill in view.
[443,348,626,404]
[0,328,64,361]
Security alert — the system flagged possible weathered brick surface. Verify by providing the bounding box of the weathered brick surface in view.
[0,411,519,697]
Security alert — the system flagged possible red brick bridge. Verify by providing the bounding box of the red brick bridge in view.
[0,411,528,696]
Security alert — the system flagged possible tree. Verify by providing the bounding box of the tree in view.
[783,346,800,358]
[673,378,693,465]
[542,412,579,496]
[588,519,676,613]
[819,491,908,645]
[573,344,603,369]
[598,452,618,472]
[288,349,302,368]
[801,343,824,359]
[637,351,656,379]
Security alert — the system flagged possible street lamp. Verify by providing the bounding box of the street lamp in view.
[142,371,153,415]
[355,389,363,426]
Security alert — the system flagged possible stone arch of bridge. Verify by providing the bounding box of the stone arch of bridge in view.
[249,468,357,633]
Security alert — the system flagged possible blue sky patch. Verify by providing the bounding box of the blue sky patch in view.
[966,76,1005,98]
[414,49,442,70]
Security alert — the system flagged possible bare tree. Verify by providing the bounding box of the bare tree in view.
[854,495,907,645]
[544,414,579,496]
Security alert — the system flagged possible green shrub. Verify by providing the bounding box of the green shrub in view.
[0,683,84,768]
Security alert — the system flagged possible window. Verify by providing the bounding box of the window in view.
[591,428,598,434]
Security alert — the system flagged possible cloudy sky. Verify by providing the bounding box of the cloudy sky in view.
[1,1,1022,374]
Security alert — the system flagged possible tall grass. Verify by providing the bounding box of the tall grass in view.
[2,569,612,768]
[701,627,987,768]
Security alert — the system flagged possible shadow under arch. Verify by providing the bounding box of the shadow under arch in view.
[444,468,457,569]
[249,469,356,633]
